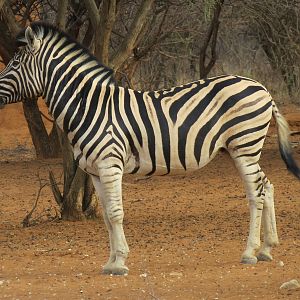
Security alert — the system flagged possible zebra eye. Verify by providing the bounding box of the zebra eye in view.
[12,60,20,68]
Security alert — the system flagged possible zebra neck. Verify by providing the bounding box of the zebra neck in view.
[42,57,114,129]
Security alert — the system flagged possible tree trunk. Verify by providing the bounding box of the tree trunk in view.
[58,170,100,220]
[50,127,100,221]
[22,99,61,158]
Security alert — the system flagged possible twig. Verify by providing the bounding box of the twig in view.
[49,170,63,207]
[40,111,54,123]
[22,172,48,227]
[22,170,62,227]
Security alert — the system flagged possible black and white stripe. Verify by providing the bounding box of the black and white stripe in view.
[0,22,299,275]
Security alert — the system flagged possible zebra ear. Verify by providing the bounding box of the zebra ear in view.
[25,26,40,52]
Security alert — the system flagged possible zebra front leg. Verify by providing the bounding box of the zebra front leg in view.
[97,166,129,275]
[257,181,279,261]
[91,176,116,268]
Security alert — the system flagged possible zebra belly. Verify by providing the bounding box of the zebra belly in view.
[124,148,217,176]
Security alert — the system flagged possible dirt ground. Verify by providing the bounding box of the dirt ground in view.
[0,103,300,300]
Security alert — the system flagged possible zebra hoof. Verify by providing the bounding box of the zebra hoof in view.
[241,254,258,264]
[102,264,129,276]
[256,252,273,262]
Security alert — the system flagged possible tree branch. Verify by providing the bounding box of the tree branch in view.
[20,0,35,26]
[199,0,224,78]
[110,0,154,70]
[56,0,68,31]
[49,170,63,207]
[83,0,100,30]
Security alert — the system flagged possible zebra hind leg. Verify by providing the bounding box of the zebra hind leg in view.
[230,153,266,264]
[257,176,279,261]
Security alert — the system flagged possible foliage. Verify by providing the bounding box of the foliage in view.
[244,0,300,99]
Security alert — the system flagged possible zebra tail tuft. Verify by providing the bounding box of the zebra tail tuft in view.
[272,100,300,179]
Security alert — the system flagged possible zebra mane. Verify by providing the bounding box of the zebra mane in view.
[16,22,115,84]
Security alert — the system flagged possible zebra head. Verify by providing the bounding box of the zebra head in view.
[0,25,43,108]
[0,22,115,111]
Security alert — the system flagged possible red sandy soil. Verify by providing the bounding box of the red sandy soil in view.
[0,103,300,300]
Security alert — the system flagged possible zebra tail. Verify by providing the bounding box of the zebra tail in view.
[272,100,300,179]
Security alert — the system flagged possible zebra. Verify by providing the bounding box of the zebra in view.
[0,22,299,275]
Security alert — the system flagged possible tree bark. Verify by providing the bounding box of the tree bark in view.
[97,0,117,64]
[0,0,5,12]
[83,0,100,30]
[22,99,58,159]
[56,0,68,30]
